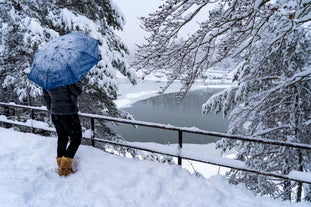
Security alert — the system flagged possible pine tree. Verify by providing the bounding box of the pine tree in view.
[134,0,311,201]
[0,0,136,139]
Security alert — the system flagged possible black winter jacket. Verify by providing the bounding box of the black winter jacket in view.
[43,82,82,115]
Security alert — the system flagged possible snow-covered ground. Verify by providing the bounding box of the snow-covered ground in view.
[0,127,309,207]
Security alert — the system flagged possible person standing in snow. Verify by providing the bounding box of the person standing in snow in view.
[43,81,82,176]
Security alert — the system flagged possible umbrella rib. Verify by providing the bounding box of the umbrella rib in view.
[45,67,50,89]
[69,50,98,79]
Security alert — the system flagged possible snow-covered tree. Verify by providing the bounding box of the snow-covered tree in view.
[134,0,311,201]
[0,0,137,139]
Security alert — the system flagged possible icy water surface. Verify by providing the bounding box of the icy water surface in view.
[111,88,229,144]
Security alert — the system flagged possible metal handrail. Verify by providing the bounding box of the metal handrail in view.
[0,102,311,185]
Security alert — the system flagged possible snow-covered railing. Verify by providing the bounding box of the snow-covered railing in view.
[1,102,311,185]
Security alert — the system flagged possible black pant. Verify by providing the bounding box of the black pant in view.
[51,114,82,158]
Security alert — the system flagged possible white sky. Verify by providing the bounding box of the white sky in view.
[113,0,163,50]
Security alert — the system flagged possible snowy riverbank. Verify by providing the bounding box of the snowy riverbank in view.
[0,127,309,207]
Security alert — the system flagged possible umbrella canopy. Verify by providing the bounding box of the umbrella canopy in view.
[28,32,99,89]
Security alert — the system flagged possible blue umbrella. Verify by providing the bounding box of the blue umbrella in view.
[28,32,99,89]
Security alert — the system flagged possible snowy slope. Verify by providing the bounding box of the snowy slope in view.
[0,127,309,207]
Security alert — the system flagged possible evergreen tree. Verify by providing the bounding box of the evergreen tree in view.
[0,0,136,139]
[134,0,311,201]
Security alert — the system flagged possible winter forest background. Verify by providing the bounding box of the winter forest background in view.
[1,0,311,203]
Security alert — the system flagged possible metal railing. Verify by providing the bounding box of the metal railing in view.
[0,102,311,185]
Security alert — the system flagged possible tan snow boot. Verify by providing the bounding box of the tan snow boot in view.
[56,157,62,167]
[58,157,73,176]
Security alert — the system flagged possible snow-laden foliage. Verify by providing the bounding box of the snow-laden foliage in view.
[0,0,137,139]
[134,0,311,202]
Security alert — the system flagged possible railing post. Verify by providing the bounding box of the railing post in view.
[91,118,95,147]
[3,106,11,128]
[178,130,183,166]
[31,109,35,133]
